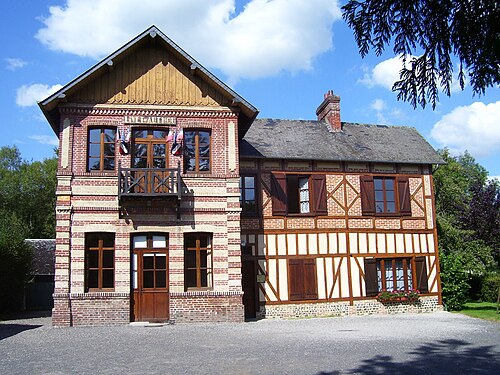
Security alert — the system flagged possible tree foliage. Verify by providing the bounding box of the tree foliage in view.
[433,149,499,309]
[0,146,57,313]
[342,0,500,109]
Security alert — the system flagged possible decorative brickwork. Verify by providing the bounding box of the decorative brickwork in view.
[52,293,130,327]
[170,292,244,323]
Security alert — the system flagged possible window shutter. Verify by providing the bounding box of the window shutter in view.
[303,259,318,300]
[398,177,412,216]
[360,176,375,215]
[288,259,303,301]
[364,258,378,296]
[414,256,429,293]
[271,173,287,216]
[312,174,328,215]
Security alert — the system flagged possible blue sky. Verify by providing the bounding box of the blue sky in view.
[2,0,499,178]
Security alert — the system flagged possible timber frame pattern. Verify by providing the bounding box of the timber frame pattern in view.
[39,26,444,326]
[239,159,442,317]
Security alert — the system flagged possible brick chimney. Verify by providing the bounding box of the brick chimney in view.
[316,90,341,132]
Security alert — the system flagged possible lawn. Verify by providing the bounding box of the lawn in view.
[456,302,500,322]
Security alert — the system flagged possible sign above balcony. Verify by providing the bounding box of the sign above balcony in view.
[124,116,176,125]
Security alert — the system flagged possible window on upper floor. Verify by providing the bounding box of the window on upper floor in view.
[184,233,213,290]
[360,176,411,216]
[85,233,115,292]
[87,128,116,172]
[271,173,327,216]
[239,175,257,214]
[183,129,211,173]
[132,129,168,169]
[364,257,429,297]
[288,258,318,301]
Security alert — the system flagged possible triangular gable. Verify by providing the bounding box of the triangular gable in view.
[39,25,258,136]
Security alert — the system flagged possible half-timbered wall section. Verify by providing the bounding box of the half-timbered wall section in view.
[240,159,442,318]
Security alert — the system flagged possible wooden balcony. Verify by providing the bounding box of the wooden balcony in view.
[118,163,182,200]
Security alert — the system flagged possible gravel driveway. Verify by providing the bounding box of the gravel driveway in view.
[1,311,499,374]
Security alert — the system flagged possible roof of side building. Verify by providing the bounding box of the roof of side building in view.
[240,118,444,165]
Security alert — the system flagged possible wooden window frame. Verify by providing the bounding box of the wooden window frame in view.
[360,175,411,217]
[271,173,327,216]
[183,129,211,173]
[364,256,429,297]
[85,233,115,292]
[87,127,116,172]
[184,233,213,291]
[131,128,169,169]
[240,174,258,215]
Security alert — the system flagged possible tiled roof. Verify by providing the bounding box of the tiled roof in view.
[25,239,56,276]
[240,119,444,165]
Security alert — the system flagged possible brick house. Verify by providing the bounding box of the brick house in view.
[39,26,444,326]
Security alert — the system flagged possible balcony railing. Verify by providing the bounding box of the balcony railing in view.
[118,163,182,200]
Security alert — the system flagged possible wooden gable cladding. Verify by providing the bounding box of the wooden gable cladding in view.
[67,43,231,107]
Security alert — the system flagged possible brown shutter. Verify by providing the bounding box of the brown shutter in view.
[303,259,318,300]
[288,259,303,301]
[271,172,287,216]
[364,258,378,297]
[360,176,375,215]
[398,176,412,216]
[414,256,429,293]
[312,174,327,216]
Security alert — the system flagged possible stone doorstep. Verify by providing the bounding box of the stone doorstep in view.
[129,322,166,327]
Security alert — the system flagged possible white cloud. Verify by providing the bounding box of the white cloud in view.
[489,175,500,182]
[431,101,500,158]
[5,58,27,70]
[35,0,342,83]
[16,84,63,107]
[359,56,410,90]
[361,56,467,95]
[370,98,386,112]
[370,98,387,123]
[29,135,59,147]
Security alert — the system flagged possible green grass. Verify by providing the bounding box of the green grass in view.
[456,302,500,322]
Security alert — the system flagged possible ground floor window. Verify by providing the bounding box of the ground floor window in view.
[85,233,114,292]
[288,258,318,301]
[364,256,429,296]
[184,233,213,290]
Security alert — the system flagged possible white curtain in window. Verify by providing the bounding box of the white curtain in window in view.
[299,177,310,213]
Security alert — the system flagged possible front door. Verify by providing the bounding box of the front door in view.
[132,129,169,193]
[132,234,169,322]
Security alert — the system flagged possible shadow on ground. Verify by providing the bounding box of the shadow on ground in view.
[318,339,500,374]
[0,323,42,341]
[0,310,49,341]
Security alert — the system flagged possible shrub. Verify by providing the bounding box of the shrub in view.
[440,252,471,311]
[480,274,500,303]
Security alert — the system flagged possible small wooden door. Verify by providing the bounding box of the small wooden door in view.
[132,129,169,193]
[242,257,257,319]
[132,234,169,322]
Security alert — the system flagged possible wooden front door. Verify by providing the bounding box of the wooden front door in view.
[132,234,169,322]
[241,257,257,319]
[132,129,169,193]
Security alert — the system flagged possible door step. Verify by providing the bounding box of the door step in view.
[129,322,165,327]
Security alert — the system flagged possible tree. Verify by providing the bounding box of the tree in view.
[432,149,499,309]
[342,0,500,109]
[0,146,57,238]
[0,146,57,313]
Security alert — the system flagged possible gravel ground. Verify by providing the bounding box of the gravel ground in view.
[0,311,499,374]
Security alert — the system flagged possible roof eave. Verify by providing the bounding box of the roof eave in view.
[39,25,258,134]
